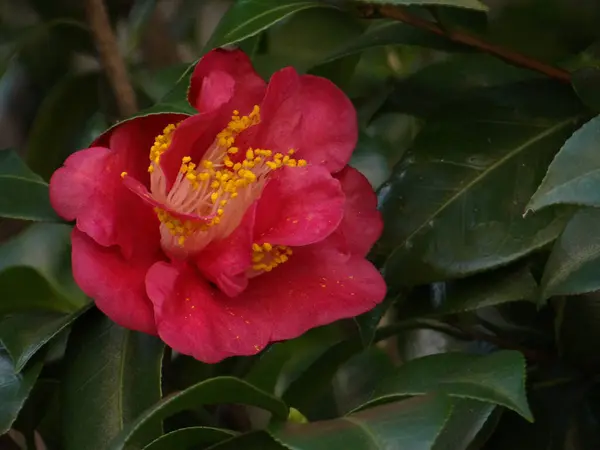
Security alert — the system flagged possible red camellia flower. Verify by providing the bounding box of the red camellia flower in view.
[49,49,386,363]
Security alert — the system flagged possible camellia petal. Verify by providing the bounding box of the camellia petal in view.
[146,245,385,363]
[242,67,357,173]
[330,166,383,257]
[72,229,158,335]
[146,261,271,363]
[50,114,186,259]
[254,165,345,247]
[188,48,266,113]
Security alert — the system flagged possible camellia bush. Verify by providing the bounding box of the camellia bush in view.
[3,0,600,448]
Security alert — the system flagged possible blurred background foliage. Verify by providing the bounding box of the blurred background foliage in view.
[4,0,600,449]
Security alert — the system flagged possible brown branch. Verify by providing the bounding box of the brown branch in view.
[85,0,138,117]
[374,4,571,83]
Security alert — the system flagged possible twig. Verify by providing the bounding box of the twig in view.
[370,4,571,83]
[85,0,138,116]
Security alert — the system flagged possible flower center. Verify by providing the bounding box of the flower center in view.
[147,106,306,259]
[250,242,293,275]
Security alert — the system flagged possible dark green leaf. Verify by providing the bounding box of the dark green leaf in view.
[144,427,238,450]
[282,338,362,414]
[558,292,600,372]
[361,350,532,421]
[572,67,600,112]
[401,266,538,319]
[108,377,288,450]
[26,73,101,180]
[0,150,58,221]
[316,19,469,68]
[541,208,600,299]
[0,223,85,315]
[62,309,165,450]
[205,0,335,51]
[528,115,600,212]
[0,351,43,434]
[353,296,394,347]
[0,303,91,372]
[270,395,453,450]
[376,81,581,287]
[362,0,487,10]
[432,399,497,450]
[206,432,284,450]
[245,344,294,393]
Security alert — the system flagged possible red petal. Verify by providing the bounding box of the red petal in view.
[248,68,357,173]
[72,229,158,335]
[254,165,344,247]
[146,262,271,363]
[251,246,386,342]
[146,246,386,363]
[188,48,266,113]
[329,166,382,257]
[50,114,184,259]
[195,204,256,297]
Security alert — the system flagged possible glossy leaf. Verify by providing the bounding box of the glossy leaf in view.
[62,310,165,450]
[270,395,453,450]
[26,73,101,180]
[0,149,58,221]
[205,0,335,51]
[245,343,294,393]
[353,296,394,347]
[108,377,288,450]
[206,432,284,450]
[362,0,488,10]
[528,115,600,212]
[0,303,91,372]
[376,81,581,286]
[0,350,43,434]
[432,399,497,450]
[144,427,238,450]
[401,266,538,319]
[360,351,532,421]
[541,208,600,299]
[316,19,468,68]
[572,67,600,112]
[0,223,85,315]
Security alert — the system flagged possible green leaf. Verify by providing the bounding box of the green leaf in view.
[353,296,394,347]
[0,150,59,221]
[401,266,538,319]
[316,19,469,67]
[0,350,43,434]
[0,303,91,372]
[204,0,336,51]
[144,427,238,450]
[360,351,532,421]
[62,309,165,450]
[108,377,288,450]
[541,208,600,299]
[375,81,581,286]
[528,115,600,212]
[432,399,497,450]
[25,73,101,180]
[572,67,600,113]
[0,223,85,315]
[245,344,295,393]
[270,395,453,450]
[282,338,362,414]
[206,432,285,450]
[361,0,488,10]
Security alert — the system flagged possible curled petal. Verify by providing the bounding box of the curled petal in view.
[188,48,266,113]
[50,114,185,259]
[195,204,256,297]
[246,68,357,173]
[146,262,271,363]
[254,165,344,247]
[72,229,157,335]
[146,246,386,363]
[329,166,383,257]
